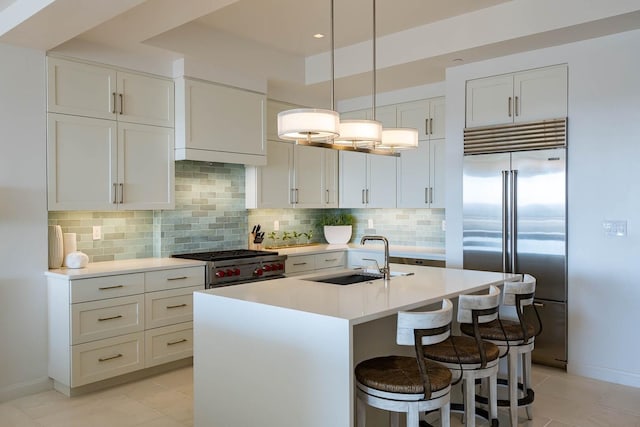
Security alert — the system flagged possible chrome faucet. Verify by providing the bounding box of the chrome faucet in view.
[360,235,390,280]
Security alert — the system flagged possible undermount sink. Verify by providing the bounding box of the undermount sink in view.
[305,270,414,286]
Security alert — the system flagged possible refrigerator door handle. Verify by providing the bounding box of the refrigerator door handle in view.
[511,169,518,273]
[502,170,509,273]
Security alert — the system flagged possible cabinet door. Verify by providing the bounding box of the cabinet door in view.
[47,114,117,211]
[367,154,396,208]
[47,57,116,120]
[514,66,567,123]
[375,105,397,128]
[294,145,326,208]
[184,79,265,156]
[118,123,175,210]
[429,139,446,209]
[397,100,429,139]
[117,72,174,127]
[323,149,339,208]
[396,141,430,208]
[340,109,371,120]
[429,97,446,140]
[465,75,513,127]
[339,151,368,208]
[257,141,293,208]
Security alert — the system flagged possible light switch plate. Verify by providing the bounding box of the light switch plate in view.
[93,225,102,240]
[602,220,627,237]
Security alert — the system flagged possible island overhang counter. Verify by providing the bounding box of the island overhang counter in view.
[193,264,517,427]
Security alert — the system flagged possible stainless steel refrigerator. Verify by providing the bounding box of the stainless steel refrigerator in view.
[463,146,567,369]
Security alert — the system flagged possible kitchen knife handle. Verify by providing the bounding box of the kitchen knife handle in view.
[119,93,124,115]
[112,92,117,114]
[508,97,512,117]
[113,183,117,204]
[119,183,124,204]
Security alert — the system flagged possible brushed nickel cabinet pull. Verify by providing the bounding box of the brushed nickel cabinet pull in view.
[429,187,433,204]
[98,353,123,362]
[167,276,188,281]
[425,118,428,135]
[325,258,338,262]
[167,338,188,346]
[425,187,428,204]
[119,183,124,203]
[119,93,123,115]
[366,189,369,204]
[113,183,117,204]
[430,118,433,135]
[99,284,124,291]
[290,188,295,205]
[292,262,308,266]
[295,188,299,204]
[508,97,512,117]
[167,303,187,309]
[515,96,519,116]
[112,92,117,114]
[362,189,365,204]
[98,314,123,322]
[325,189,329,204]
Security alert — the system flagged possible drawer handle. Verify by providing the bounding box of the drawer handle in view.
[167,303,188,309]
[98,285,124,291]
[325,258,338,262]
[98,353,123,362]
[167,276,188,281]
[167,338,188,346]
[98,314,123,322]
[292,262,308,266]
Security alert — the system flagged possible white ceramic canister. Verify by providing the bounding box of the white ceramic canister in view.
[48,225,64,268]
[62,233,77,267]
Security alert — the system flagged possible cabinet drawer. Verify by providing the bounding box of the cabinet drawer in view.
[72,295,144,344]
[71,273,144,303]
[315,252,346,270]
[145,286,200,329]
[144,322,193,368]
[71,332,144,387]
[285,255,316,275]
[145,266,204,292]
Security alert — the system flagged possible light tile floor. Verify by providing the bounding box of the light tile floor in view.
[1,364,640,427]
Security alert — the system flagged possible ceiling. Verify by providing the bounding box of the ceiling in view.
[2,0,640,104]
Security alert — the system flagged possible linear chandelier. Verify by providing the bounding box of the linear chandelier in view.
[277,0,417,156]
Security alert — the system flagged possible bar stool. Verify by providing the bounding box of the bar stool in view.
[422,285,502,427]
[355,299,454,427]
[460,274,542,426]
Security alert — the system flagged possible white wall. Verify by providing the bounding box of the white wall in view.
[0,43,49,401]
[445,30,640,387]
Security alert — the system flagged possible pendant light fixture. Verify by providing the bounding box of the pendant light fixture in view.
[277,0,340,143]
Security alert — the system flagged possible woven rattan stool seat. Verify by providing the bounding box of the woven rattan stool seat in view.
[460,319,535,342]
[423,336,500,366]
[356,356,452,395]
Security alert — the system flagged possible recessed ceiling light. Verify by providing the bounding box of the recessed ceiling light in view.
[313,33,325,39]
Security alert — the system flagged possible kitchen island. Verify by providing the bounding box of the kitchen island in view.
[193,264,516,427]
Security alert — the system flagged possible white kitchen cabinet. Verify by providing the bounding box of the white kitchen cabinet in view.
[47,57,174,127]
[466,65,567,128]
[285,251,346,276]
[339,150,396,208]
[340,105,395,128]
[175,77,266,165]
[246,141,338,209]
[47,263,204,394]
[47,114,174,211]
[347,250,385,269]
[395,97,446,208]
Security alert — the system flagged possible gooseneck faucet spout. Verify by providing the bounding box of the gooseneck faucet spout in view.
[360,235,390,280]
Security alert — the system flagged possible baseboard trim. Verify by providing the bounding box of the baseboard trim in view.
[0,376,53,403]
[568,362,640,388]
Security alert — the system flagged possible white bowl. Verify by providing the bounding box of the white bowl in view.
[323,225,352,244]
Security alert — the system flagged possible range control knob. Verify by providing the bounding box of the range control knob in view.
[215,270,225,278]
[254,268,263,276]
[225,269,234,276]
[263,264,272,272]
[233,268,241,276]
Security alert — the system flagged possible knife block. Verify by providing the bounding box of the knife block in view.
[248,233,262,251]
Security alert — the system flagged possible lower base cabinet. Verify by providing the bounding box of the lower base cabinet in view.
[285,251,346,276]
[47,263,204,394]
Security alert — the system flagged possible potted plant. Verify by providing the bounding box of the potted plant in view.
[316,213,355,244]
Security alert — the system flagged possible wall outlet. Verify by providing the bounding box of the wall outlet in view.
[602,220,627,237]
[441,220,446,231]
[93,225,102,240]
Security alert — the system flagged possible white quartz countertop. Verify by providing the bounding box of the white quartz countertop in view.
[197,264,515,325]
[45,257,206,279]
[274,243,445,260]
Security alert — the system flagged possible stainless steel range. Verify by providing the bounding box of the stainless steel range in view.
[173,249,287,289]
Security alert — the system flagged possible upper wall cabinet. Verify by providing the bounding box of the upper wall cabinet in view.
[46,57,175,211]
[175,78,266,166]
[47,57,174,128]
[339,151,396,209]
[465,65,567,128]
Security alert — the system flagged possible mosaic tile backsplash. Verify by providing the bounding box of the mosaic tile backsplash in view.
[49,161,445,263]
